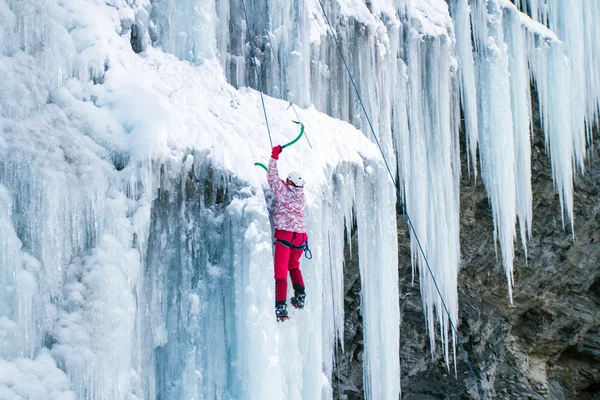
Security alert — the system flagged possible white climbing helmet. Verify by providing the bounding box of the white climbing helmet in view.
[287,171,305,187]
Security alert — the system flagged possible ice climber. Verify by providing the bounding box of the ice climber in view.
[268,144,308,322]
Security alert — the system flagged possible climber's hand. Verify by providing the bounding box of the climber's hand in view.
[271,145,283,160]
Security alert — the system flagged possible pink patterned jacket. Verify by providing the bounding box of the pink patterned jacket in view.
[268,158,306,233]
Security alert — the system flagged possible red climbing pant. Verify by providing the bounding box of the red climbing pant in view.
[274,229,307,303]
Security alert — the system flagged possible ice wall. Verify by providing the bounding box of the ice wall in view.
[151,0,599,394]
[150,0,217,63]
[1,2,399,400]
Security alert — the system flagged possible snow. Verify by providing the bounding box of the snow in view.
[410,0,454,37]
[0,349,75,400]
[497,0,558,42]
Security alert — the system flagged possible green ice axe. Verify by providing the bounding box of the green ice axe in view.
[254,162,268,171]
[254,121,305,171]
[282,121,304,149]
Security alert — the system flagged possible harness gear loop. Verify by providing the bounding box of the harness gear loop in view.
[275,236,312,260]
[304,239,313,260]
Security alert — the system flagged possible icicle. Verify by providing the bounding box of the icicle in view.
[449,0,479,181]
[396,1,461,364]
[516,0,599,230]
[502,3,533,256]
[470,0,518,301]
[355,160,400,399]
[527,39,576,230]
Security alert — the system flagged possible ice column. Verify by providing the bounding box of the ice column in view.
[516,0,597,229]
[308,3,399,166]
[503,4,533,256]
[355,161,400,399]
[470,0,519,298]
[265,0,311,106]
[395,8,461,363]
[449,0,479,178]
[0,185,40,360]
[317,160,400,399]
[309,165,354,397]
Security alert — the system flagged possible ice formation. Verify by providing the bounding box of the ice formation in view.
[1,1,400,399]
[1,0,599,398]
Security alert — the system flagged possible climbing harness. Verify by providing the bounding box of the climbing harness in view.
[276,237,312,260]
[315,0,486,398]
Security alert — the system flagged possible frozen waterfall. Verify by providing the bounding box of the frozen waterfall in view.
[1,0,599,398]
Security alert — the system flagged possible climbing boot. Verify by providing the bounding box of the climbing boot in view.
[276,302,289,322]
[291,293,306,309]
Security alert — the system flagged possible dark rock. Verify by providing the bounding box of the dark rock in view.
[130,23,143,54]
[334,91,600,398]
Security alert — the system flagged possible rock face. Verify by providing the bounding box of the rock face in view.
[334,106,600,398]
[445,124,600,400]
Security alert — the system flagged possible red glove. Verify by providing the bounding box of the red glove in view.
[271,145,283,160]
